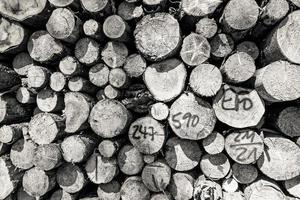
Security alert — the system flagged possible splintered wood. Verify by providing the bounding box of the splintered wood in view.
[0,0,299,199]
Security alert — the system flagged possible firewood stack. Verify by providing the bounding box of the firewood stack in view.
[0,0,300,199]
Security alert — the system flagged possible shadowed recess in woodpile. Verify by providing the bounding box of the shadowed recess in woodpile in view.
[0,0,299,199]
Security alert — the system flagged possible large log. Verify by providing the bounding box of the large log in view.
[33,143,62,171]
[168,172,195,200]
[120,176,150,200]
[80,0,112,18]
[232,163,258,184]
[182,0,223,17]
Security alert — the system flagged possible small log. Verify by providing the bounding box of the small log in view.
[223,191,245,200]
[117,144,144,175]
[12,52,34,76]
[64,92,94,133]
[236,41,259,60]
[150,193,172,200]
[46,8,82,43]
[165,137,202,171]
[85,152,118,184]
[103,15,131,42]
[143,154,157,164]
[27,65,50,89]
[180,33,210,66]
[182,0,223,17]
[0,64,21,92]
[61,133,98,163]
[200,153,231,180]
[220,52,256,83]
[98,138,124,158]
[254,60,300,102]
[50,189,78,200]
[189,63,222,97]
[0,18,27,54]
[33,143,62,171]
[0,95,32,124]
[17,187,36,200]
[129,116,166,154]
[143,58,187,102]
[168,92,216,140]
[68,76,98,94]
[109,68,129,89]
[168,172,195,200]
[27,31,65,63]
[134,13,181,61]
[261,0,289,26]
[57,163,87,193]
[141,160,171,192]
[89,99,131,138]
[0,156,23,200]
[89,63,109,88]
[59,56,86,77]
[0,123,26,144]
[118,2,144,21]
[104,85,122,99]
[48,0,79,8]
[221,0,259,33]
[222,178,239,193]
[29,113,65,145]
[224,129,264,164]
[150,102,169,121]
[16,87,36,104]
[210,33,234,59]
[50,72,66,92]
[22,167,56,198]
[213,84,265,128]
[80,0,111,18]
[97,181,121,200]
[10,138,37,170]
[120,176,150,200]
[285,176,300,198]
[195,17,218,39]
[202,131,225,155]
[193,175,223,200]
[263,10,300,64]
[232,163,258,184]
[257,135,300,181]
[36,88,64,112]
[123,54,146,78]
[83,19,105,41]
[75,38,101,66]
[101,41,129,68]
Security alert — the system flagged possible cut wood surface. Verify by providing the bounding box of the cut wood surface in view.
[16,87,36,104]
[123,53,146,78]
[168,172,195,200]
[260,0,289,26]
[202,131,225,155]
[109,68,129,88]
[101,41,128,69]
[150,193,172,200]
[168,92,216,140]
[150,102,169,121]
[12,52,34,76]
[97,181,121,200]
[50,189,77,200]
[50,72,66,92]
[143,58,187,102]
[83,19,104,41]
[49,0,78,8]
[104,85,122,99]
[27,65,50,89]
[143,154,157,164]
[120,176,150,200]
[98,138,124,158]
[232,163,258,184]
[193,175,223,200]
[59,56,86,77]
[195,17,218,39]
[80,0,111,18]
[236,41,259,60]
[36,88,64,112]
[103,15,131,42]
[210,33,234,59]
[68,76,97,94]
[118,1,144,21]
[33,143,62,171]
[75,38,101,66]
[285,176,300,198]
[222,178,239,193]
[0,123,26,144]
[182,0,223,17]
[89,63,110,88]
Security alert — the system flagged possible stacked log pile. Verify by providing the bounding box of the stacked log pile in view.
[0,0,300,199]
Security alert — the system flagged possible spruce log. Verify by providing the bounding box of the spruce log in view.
[143,58,186,102]
[257,135,300,181]
[165,137,202,171]
[213,84,265,128]
[97,181,121,200]
[120,176,150,200]
[83,19,105,41]
[68,76,97,94]
[285,176,300,198]
[27,65,50,89]
[101,41,129,68]
[0,123,26,144]
[109,68,129,89]
[33,143,62,171]
[89,63,110,88]
[12,52,34,76]
[254,60,300,102]
[232,163,258,184]
[128,116,166,154]
[220,52,256,83]
[261,0,289,26]
[57,163,87,193]
[98,138,125,158]
[0,64,21,92]
[168,172,195,200]
[118,2,144,21]
[46,8,82,43]
[61,133,98,163]
[103,15,131,42]
[202,131,225,155]
[16,87,36,104]
[193,175,222,200]
[222,178,239,193]
[36,88,64,112]
[263,10,300,64]
[180,33,210,66]
[134,13,181,61]
[141,160,171,192]
[80,0,111,18]
[64,92,94,133]
[224,129,264,164]
[195,17,218,39]
[50,72,66,92]
[29,113,65,145]
[210,33,234,59]
[0,155,23,199]
[189,63,222,97]
[85,152,118,184]
[89,99,131,138]
[75,38,101,66]
[182,0,223,17]
[168,92,216,140]
[236,41,259,60]
[59,56,86,77]
[50,189,77,200]
[104,85,122,99]
[117,144,144,175]
[123,53,146,78]
[22,167,56,198]
[27,31,65,63]
[150,102,169,121]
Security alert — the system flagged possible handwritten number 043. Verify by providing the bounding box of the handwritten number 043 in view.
[172,112,199,129]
